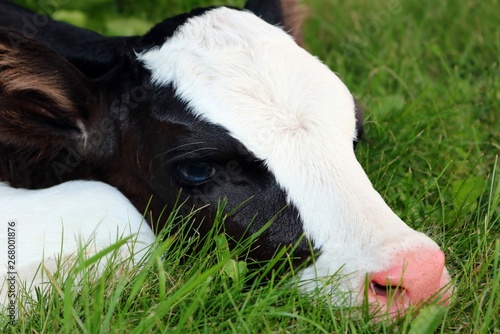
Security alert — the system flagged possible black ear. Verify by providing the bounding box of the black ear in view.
[353,98,365,149]
[0,1,126,78]
[244,0,306,46]
[0,29,99,154]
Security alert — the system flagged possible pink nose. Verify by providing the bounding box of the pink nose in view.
[367,249,452,317]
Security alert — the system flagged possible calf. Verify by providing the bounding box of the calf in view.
[0,0,452,317]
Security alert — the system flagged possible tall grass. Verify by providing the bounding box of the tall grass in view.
[3,0,499,332]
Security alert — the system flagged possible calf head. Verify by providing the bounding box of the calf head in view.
[0,2,452,318]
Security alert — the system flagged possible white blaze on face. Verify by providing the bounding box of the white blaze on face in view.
[138,7,441,303]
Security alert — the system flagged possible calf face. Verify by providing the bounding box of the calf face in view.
[0,2,452,317]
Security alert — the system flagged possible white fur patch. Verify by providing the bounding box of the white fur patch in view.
[0,181,155,308]
[138,7,442,303]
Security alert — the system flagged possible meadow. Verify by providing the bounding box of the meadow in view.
[2,0,499,332]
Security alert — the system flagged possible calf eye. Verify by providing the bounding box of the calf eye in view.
[176,161,217,186]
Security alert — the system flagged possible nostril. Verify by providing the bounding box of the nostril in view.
[370,281,406,299]
[366,249,451,318]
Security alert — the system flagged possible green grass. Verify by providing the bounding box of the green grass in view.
[3,0,500,332]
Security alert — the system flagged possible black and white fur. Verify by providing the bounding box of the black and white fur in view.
[0,0,451,317]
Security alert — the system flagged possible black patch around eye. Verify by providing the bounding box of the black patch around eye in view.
[175,160,217,186]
